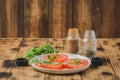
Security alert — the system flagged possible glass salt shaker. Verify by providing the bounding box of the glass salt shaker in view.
[82,30,97,59]
[66,28,80,54]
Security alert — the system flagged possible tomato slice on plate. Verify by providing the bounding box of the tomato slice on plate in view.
[63,58,88,69]
[44,54,68,62]
[35,62,63,69]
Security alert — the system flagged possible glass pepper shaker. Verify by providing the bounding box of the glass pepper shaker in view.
[82,30,97,59]
[66,28,80,54]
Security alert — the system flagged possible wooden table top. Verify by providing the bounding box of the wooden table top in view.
[0,38,120,80]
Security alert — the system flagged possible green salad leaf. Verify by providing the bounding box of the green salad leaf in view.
[47,54,56,61]
[73,58,81,64]
[32,59,51,64]
[24,43,59,60]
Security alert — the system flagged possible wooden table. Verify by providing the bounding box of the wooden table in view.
[0,38,120,80]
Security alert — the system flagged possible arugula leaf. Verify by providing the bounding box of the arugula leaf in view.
[47,54,56,61]
[24,43,60,60]
[32,59,63,65]
[32,59,51,64]
[73,58,81,64]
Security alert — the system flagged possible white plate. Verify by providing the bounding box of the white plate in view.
[30,53,91,74]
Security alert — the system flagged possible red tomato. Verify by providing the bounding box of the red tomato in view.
[63,59,88,69]
[44,54,68,62]
[35,63,63,69]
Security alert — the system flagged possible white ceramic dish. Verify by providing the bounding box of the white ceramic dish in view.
[30,53,91,74]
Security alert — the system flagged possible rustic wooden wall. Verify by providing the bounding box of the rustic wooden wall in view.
[0,0,120,38]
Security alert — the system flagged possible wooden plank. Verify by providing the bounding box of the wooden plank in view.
[61,0,73,38]
[24,0,49,38]
[49,0,72,38]
[38,0,49,38]
[91,0,102,38]
[0,0,24,38]
[24,0,39,38]
[24,0,31,38]
[9,38,48,80]
[6,0,18,37]
[0,0,1,37]
[49,0,62,38]
[0,0,8,37]
[114,0,120,38]
[0,38,22,80]
[101,0,115,38]
[17,0,24,37]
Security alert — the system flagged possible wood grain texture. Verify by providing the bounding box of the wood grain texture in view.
[100,0,115,38]
[72,0,84,37]
[0,38,22,80]
[91,0,102,37]
[17,0,24,37]
[0,0,7,37]
[114,0,120,38]
[0,0,120,38]
[49,0,72,38]
[9,38,48,80]
[6,0,18,37]
[24,0,49,38]
[0,38,120,80]
[60,0,73,38]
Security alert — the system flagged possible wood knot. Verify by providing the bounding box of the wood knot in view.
[103,41,108,45]
[31,39,38,41]
[102,72,113,76]
[0,72,12,78]
[2,59,16,68]
[97,47,104,52]
[21,44,28,47]
[118,58,120,61]
[10,48,19,52]
[52,39,57,41]
[33,75,40,77]
[116,42,120,47]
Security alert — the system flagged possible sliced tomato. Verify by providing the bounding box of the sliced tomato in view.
[35,63,63,69]
[35,63,44,67]
[44,54,68,62]
[43,64,63,69]
[63,59,88,69]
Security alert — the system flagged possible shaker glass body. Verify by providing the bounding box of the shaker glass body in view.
[82,30,97,58]
[66,28,80,54]
[66,34,80,54]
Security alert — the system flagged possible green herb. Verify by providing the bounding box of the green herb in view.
[47,54,56,61]
[73,58,80,64]
[32,59,51,64]
[24,43,59,60]
[85,49,96,58]
[32,59,62,65]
